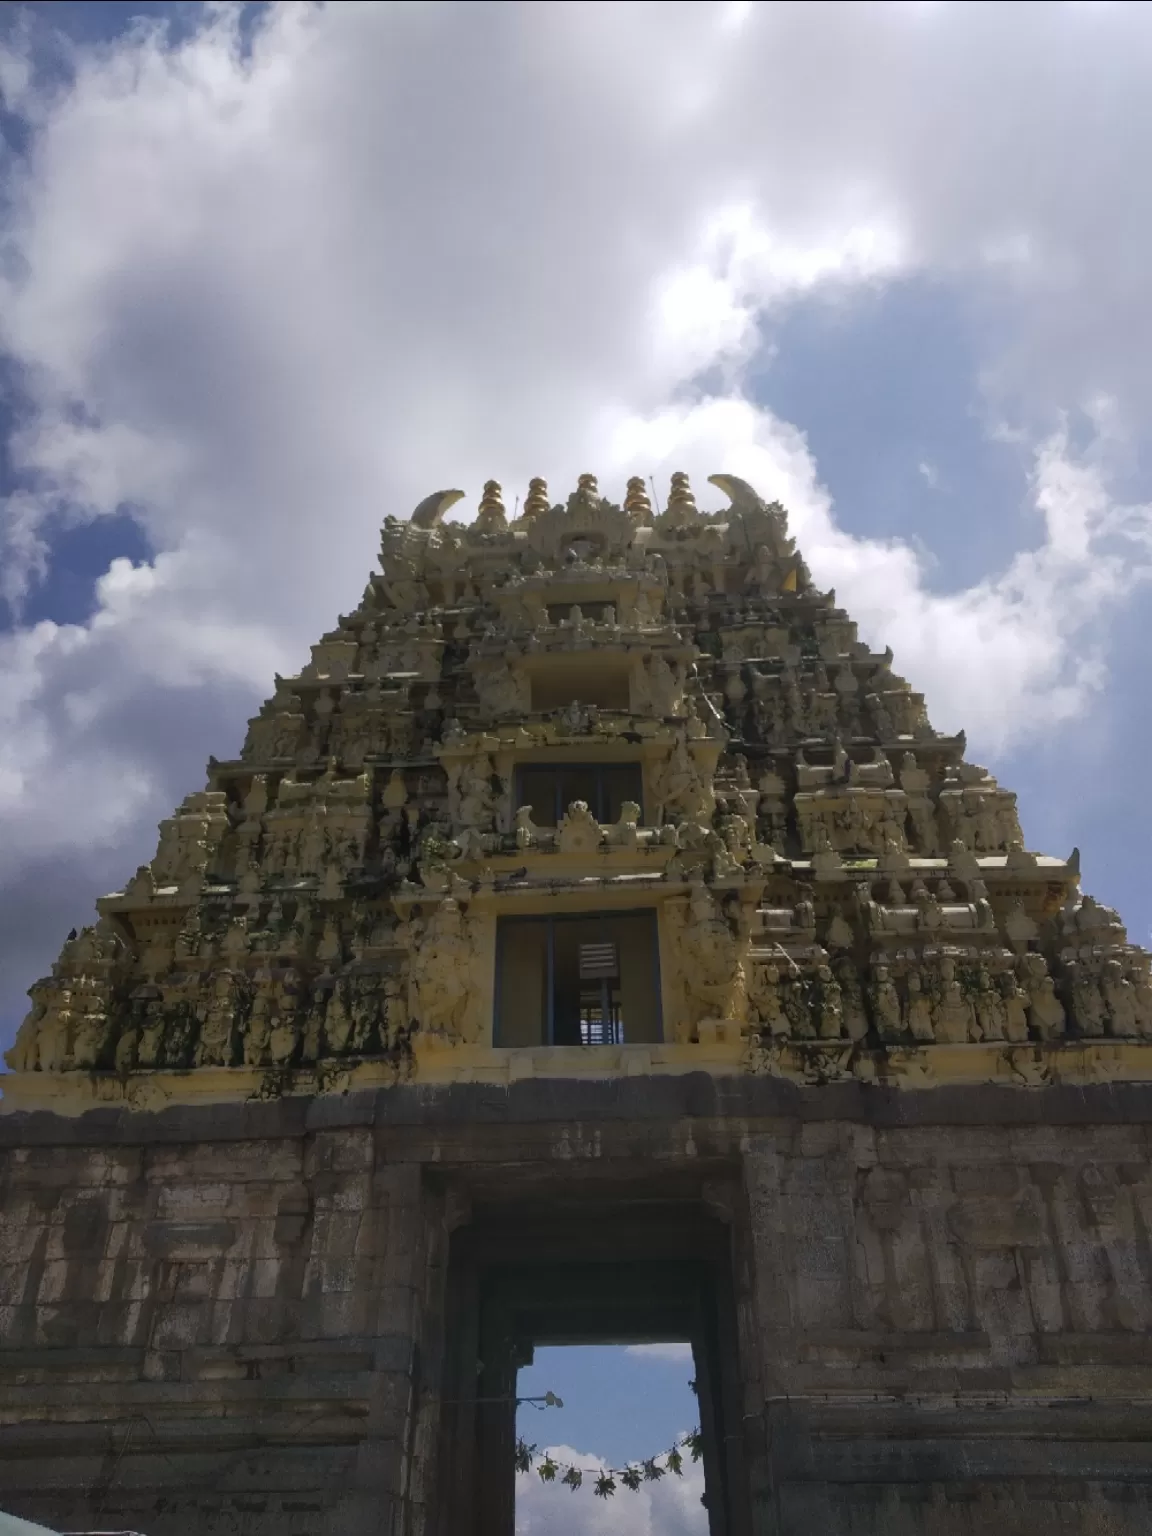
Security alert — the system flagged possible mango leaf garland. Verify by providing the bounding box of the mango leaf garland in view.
[513,1428,704,1496]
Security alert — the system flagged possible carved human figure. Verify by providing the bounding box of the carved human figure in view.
[323,974,356,1056]
[197,969,241,1067]
[833,959,868,1044]
[244,964,276,1067]
[751,962,788,1039]
[457,756,498,831]
[410,900,479,1043]
[646,654,682,716]
[69,978,112,1070]
[1020,954,1066,1040]
[160,1001,197,1069]
[932,957,974,1044]
[972,967,1008,1042]
[266,968,303,1065]
[114,1023,139,1073]
[905,970,935,1043]
[653,740,713,825]
[383,974,410,1051]
[675,885,748,1030]
[348,970,384,1054]
[560,700,591,735]
[869,964,904,1042]
[1067,960,1107,1037]
[1101,958,1141,1039]
[132,985,167,1069]
[5,980,54,1072]
[999,970,1031,1044]
[814,964,843,1040]
[1129,963,1152,1039]
[479,661,527,717]
[782,975,814,1040]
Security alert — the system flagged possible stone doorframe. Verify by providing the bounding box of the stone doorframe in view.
[431,1186,754,1536]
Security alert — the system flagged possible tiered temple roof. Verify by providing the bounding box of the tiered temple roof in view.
[7,471,1152,1113]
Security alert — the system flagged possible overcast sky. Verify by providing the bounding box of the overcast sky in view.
[3,4,1152,1527]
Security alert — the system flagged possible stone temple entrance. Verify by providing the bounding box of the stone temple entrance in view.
[436,1186,750,1535]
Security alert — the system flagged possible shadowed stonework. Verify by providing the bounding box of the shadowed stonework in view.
[3,474,1152,1532]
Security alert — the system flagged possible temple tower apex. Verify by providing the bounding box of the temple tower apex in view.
[3,472,1152,1536]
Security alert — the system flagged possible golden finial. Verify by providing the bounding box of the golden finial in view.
[624,475,652,524]
[665,471,698,523]
[522,477,549,520]
[476,479,506,531]
[577,472,600,498]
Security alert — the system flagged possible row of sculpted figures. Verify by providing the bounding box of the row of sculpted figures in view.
[668,883,1152,1050]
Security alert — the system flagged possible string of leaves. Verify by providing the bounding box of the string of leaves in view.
[514,1427,703,1498]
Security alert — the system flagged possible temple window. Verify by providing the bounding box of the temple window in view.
[495,911,662,1047]
[514,761,643,827]
[528,658,631,711]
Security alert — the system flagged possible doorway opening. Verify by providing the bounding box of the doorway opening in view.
[435,1197,751,1536]
[515,1341,706,1530]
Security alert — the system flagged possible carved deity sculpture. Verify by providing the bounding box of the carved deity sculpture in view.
[477,662,528,718]
[973,967,1008,1042]
[1020,954,1066,1040]
[932,956,975,1044]
[196,969,242,1067]
[905,970,935,1043]
[673,885,748,1033]
[1102,959,1141,1039]
[456,755,499,832]
[749,962,788,1039]
[814,964,843,1040]
[652,739,714,826]
[870,963,903,1042]
[409,901,481,1045]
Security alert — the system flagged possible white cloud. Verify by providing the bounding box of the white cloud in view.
[516,1444,706,1535]
[625,1343,694,1364]
[2,1,1152,1030]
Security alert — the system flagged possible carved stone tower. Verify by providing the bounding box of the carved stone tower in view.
[3,474,1152,1535]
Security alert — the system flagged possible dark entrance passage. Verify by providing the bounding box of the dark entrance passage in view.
[434,1195,752,1536]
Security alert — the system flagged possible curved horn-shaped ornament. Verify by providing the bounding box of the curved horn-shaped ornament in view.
[409,489,466,530]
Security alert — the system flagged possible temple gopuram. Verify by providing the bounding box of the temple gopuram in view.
[3,472,1152,1534]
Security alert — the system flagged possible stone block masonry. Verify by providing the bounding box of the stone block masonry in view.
[1,1077,1151,1534]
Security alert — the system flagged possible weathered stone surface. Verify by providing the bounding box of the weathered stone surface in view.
[0,1084,1146,1531]
[3,475,1152,1530]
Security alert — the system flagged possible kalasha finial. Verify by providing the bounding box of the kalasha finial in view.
[665,471,698,525]
[476,479,506,531]
[624,476,652,524]
[576,472,600,499]
[522,477,549,520]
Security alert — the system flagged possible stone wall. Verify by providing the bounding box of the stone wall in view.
[1,1078,1151,1534]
